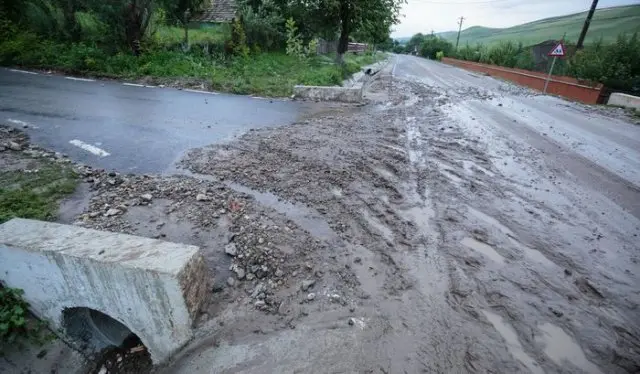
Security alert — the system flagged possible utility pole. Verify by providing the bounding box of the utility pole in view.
[456,16,465,50]
[576,0,598,49]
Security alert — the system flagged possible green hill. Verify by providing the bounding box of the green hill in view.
[437,4,640,46]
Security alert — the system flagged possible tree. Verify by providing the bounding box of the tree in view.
[159,0,205,50]
[314,0,402,64]
[404,33,425,54]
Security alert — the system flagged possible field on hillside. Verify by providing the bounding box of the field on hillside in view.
[439,5,640,46]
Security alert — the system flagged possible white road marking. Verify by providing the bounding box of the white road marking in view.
[9,69,38,75]
[7,119,35,128]
[69,139,110,157]
[185,89,219,95]
[123,83,145,87]
[65,76,95,82]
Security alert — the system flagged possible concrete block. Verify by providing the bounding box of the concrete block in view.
[0,218,210,364]
[608,93,640,110]
[293,85,363,103]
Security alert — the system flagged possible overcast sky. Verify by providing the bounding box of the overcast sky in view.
[392,0,640,37]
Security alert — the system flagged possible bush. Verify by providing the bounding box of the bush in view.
[419,36,452,59]
[0,287,49,351]
[435,51,444,61]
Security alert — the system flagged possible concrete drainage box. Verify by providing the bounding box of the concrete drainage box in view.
[0,218,210,365]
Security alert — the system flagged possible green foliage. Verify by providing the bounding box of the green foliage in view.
[485,41,523,68]
[240,1,285,51]
[569,32,640,94]
[435,51,444,61]
[285,18,304,59]
[0,163,78,224]
[419,36,453,59]
[0,286,51,352]
[228,18,249,58]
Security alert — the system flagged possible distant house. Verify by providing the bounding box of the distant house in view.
[531,40,575,72]
[193,0,237,24]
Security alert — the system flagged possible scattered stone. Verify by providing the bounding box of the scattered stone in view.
[104,208,122,217]
[246,273,256,281]
[140,193,153,202]
[549,307,563,317]
[275,269,284,277]
[329,294,341,303]
[196,193,210,201]
[224,243,238,256]
[234,267,246,280]
[354,257,362,264]
[348,318,355,326]
[255,300,266,309]
[0,146,6,152]
[307,293,316,301]
[300,279,316,291]
[226,277,236,287]
[89,212,100,218]
[564,269,572,276]
[7,141,22,151]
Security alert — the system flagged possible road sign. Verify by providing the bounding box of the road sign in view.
[548,42,566,57]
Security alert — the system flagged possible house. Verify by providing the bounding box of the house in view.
[193,0,237,24]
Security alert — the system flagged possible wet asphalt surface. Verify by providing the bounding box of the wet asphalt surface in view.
[0,68,305,173]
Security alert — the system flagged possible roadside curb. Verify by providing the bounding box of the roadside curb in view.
[292,56,391,103]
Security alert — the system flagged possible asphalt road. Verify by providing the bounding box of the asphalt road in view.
[0,68,307,173]
[394,55,640,219]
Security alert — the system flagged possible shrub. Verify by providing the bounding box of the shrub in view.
[285,18,304,59]
[420,36,453,59]
[435,51,444,61]
[0,286,49,351]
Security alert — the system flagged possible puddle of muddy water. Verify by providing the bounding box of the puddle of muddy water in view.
[226,182,340,244]
[58,183,92,224]
[461,237,505,264]
[536,323,604,374]
[124,200,233,284]
[482,310,544,374]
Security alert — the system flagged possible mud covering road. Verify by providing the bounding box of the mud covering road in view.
[169,55,640,373]
[3,54,638,374]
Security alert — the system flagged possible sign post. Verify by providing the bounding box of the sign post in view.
[544,41,566,94]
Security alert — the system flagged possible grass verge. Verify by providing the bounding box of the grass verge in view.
[0,161,78,224]
[0,30,385,97]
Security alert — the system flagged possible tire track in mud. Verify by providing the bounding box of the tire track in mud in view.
[180,71,638,373]
[400,74,640,373]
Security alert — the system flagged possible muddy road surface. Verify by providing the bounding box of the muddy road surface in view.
[167,55,640,373]
[3,54,638,374]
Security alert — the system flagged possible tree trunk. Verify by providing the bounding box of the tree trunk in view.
[183,22,190,51]
[336,1,350,65]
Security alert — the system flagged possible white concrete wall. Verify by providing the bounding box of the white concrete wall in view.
[0,219,210,364]
[608,93,640,110]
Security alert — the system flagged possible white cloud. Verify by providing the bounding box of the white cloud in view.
[392,0,639,37]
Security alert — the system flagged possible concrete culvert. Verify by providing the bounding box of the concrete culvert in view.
[63,307,153,373]
[62,307,134,353]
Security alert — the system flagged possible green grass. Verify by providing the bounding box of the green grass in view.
[0,29,384,96]
[151,25,229,47]
[0,163,78,224]
[439,4,640,46]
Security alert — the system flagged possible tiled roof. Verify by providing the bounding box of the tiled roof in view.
[194,0,237,23]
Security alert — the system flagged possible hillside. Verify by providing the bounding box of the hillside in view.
[429,4,640,46]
